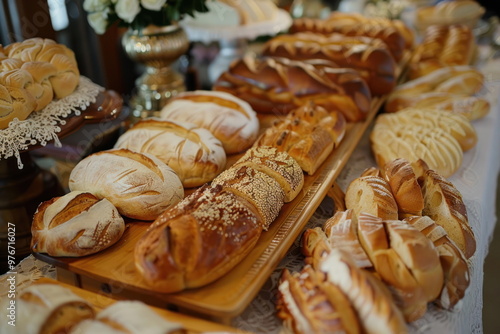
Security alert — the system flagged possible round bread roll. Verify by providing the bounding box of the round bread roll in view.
[31,191,125,257]
[160,90,259,154]
[114,119,226,188]
[0,283,95,334]
[69,149,184,221]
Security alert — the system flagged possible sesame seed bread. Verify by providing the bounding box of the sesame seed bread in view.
[277,266,361,334]
[134,184,263,293]
[232,146,304,202]
[345,176,399,220]
[405,215,470,310]
[31,191,125,257]
[159,90,259,154]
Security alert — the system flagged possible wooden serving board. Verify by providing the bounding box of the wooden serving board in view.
[33,277,247,333]
[35,96,384,323]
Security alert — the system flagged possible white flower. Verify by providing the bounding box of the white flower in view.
[115,0,141,23]
[87,8,110,34]
[140,0,166,11]
[83,0,111,12]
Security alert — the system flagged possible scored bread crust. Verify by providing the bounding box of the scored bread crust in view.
[420,169,476,259]
[345,175,399,220]
[31,191,125,257]
[134,184,264,293]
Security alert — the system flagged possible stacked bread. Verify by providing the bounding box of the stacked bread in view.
[370,108,478,177]
[213,56,371,121]
[278,158,473,332]
[0,283,184,334]
[253,103,346,175]
[134,146,304,292]
[0,38,80,129]
[385,66,489,120]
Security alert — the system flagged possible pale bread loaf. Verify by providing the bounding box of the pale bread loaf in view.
[319,249,408,333]
[277,266,361,334]
[420,169,476,259]
[345,176,398,220]
[415,0,485,30]
[384,158,424,218]
[31,191,125,257]
[405,215,470,310]
[212,165,285,229]
[159,90,259,154]
[413,94,490,121]
[114,119,226,187]
[370,122,463,178]
[0,283,94,334]
[232,146,304,202]
[356,213,427,322]
[384,220,444,302]
[69,149,184,221]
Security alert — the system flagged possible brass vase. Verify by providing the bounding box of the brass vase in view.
[122,24,189,119]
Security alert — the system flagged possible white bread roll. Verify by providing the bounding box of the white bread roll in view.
[160,90,259,154]
[31,191,125,257]
[69,149,184,221]
[0,283,94,334]
[114,119,226,188]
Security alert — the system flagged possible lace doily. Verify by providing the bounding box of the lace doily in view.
[0,76,103,169]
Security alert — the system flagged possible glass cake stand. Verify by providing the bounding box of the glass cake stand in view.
[180,9,293,84]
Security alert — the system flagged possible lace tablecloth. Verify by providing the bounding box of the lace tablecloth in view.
[1,62,500,334]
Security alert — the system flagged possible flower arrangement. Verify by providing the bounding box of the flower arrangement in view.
[83,0,209,34]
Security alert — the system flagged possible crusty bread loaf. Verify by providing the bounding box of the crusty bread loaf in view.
[159,90,259,154]
[345,176,399,220]
[254,117,334,175]
[232,146,304,202]
[420,169,476,259]
[415,0,485,31]
[371,117,464,178]
[383,158,425,218]
[213,56,371,122]
[319,248,408,333]
[277,266,361,334]
[408,24,475,80]
[69,149,184,221]
[212,165,285,230]
[288,102,346,148]
[262,32,397,95]
[31,191,125,257]
[404,215,470,310]
[134,184,263,293]
[360,167,383,178]
[71,301,184,334]
[290,17,406,62]
[0,283,95,334]
[356,213,427,322]
[114,119,226,188]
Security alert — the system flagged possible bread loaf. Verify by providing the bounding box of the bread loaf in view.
[415,0,485,31]
[31,191,125,257]
[0,283,95,334]
[410,94,490,121]
[420,169,476,259]
[277,266,361,334]
[319,248,408,333]
[356,213,427,321]
[21,61,58,111]
[290,17,406,62]
[114,119,226,187]
[408,25,475,79]
[262,32,397,96]
[345,176,399,220]
[69,149,184,221]
[383,158,424,218]
[71,301,184,334]
[254,117,334,175]
[159,90,259,154]
[232,146,304,202]
[134,184,263,293]
[404,215,470,310]
[213,56,371,122]
[212,165,285,230]
[0,84,36,129]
